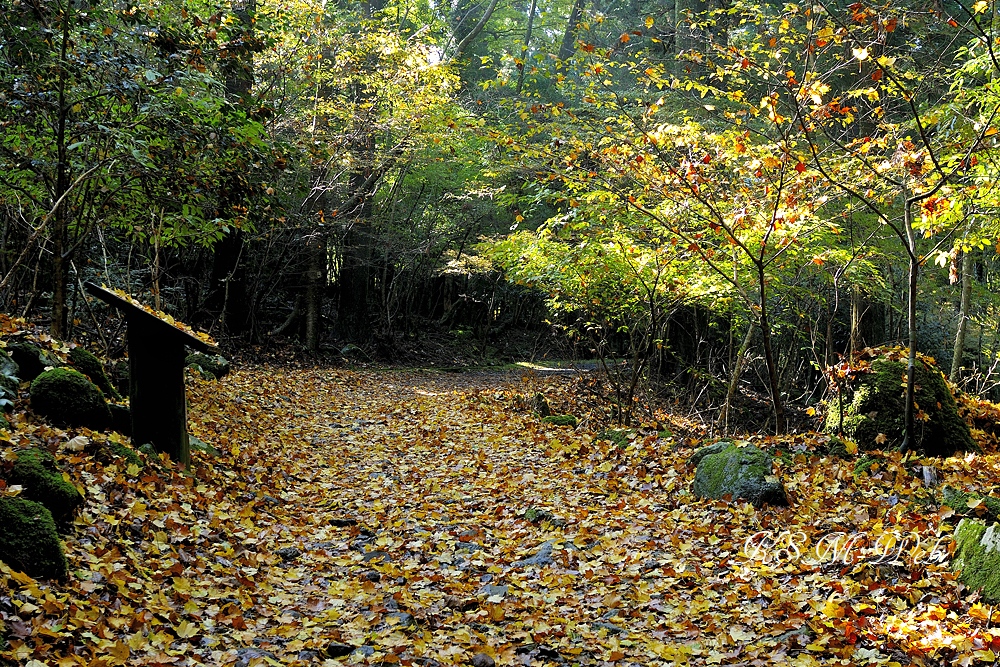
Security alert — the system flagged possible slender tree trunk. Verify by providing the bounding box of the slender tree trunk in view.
[50,8,72,338]
[951,249,973,382]
[850,285,860,357]
[719,320,755,433]
[516,0,538,94]
[304,230,325,351]
[558,0,586,60]
[757,265,786,434]
[900,200,918,453]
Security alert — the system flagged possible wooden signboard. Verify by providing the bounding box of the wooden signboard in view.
[84,282,217,467]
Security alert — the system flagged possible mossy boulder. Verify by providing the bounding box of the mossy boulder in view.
[68,346,121,400]
[8,341,60,382]
[692,443,788,506]
[532,392,551,417]
[185,353,230,379]
[6,448,83,524]
[0,497,66,579]
[942,487,1000,525]
[953,519,1000,602]
[30,367,111,430]
[825,354,975,457]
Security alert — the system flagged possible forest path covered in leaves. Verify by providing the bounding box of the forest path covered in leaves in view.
[6,366,999,666]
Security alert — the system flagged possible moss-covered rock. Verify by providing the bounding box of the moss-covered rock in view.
[68,346,121,400]
[942,487,1000,525]
[185,353,230,379]
[0,497,67,579]
[107,441,143,468]
[953,519,1000,602]
[692,444,788,506]
[8,341,60,382]
[542,414,577,427]
[6,448,83,524]
[825,353,975,457]
[0,348,19,408]
[690,441,735,467]
[30,367,111,430]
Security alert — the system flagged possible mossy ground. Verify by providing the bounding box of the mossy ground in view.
[30,367,111,430]
[542,414,577,427]
[0,497,66,579]
[6,448,83,524]
[826,355,975,457]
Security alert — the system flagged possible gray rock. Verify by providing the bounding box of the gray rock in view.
[512,540,555,567]
[478,584,509,598]
[385,611,415,628]
[276,546,302,562]
[593,620,627,635]
[692,444,787,506]
[362,550,391,563]
[471,653,496,667]
[236,647,277,667]
[353,646,376,658]
[326,642,356,658]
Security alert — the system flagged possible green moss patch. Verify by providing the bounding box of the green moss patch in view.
[953,519,1000,603]
[30,367,111,430]
[6,448,83,524]
[185,353,231,380]
[692,444,787,506]
[0,497,67,579]
[68,346,121,400]
[825,354,975,457]
[542,414,577,427]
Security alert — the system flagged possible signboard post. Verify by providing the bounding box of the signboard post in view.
[84,282,216,467]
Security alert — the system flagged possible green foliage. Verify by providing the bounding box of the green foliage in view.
[0,498,67,580]
[6,448,84,524]
[30,368,112,431]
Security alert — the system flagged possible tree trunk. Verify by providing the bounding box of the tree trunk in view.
[757,265,785,434]
[49,8,72,338]
[515,0,538,94]
[950,249,973,382]
[900,200,918,453]
[304,230,325,351]
[558,0,587,60]
[205,0,256,336]
[718,320,755,433]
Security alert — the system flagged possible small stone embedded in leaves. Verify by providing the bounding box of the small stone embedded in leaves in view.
[471,653,496,667]
[325,642,356,658]
[275,546,302,561]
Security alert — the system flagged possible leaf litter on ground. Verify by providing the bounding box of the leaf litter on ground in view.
[2,364,1000,666]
